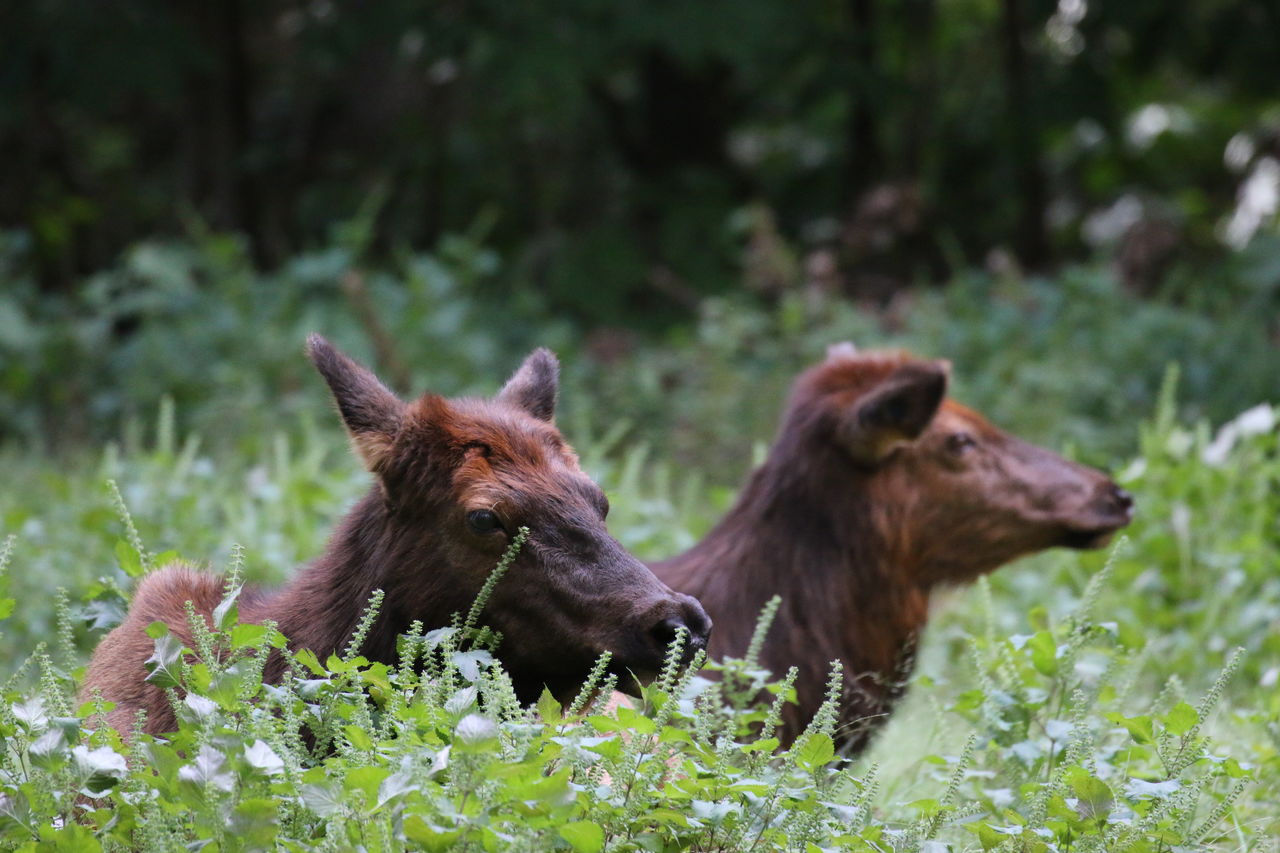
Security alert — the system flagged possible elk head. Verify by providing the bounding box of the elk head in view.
[794,344,1134,588]
[308,335,710,702]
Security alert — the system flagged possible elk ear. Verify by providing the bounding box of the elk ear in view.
[307,334,405,471]
[497,348,559,422]
[843,361,948,464]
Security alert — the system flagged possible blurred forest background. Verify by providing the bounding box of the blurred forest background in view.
[1,0,1278,472]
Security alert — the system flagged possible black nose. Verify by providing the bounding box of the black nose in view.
[649,596,712,665]
[1108,484,1134,516]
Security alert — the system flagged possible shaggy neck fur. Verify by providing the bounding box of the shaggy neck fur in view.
[651,431,930,753]
[251,490,469,680]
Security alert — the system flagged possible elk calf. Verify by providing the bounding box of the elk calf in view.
[651,345,1132,753]
[83,336,710,735]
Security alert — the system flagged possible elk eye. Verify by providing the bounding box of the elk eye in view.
[466,509,504,535]
[946,432,977,455]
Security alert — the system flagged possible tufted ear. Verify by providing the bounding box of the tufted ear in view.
[497,348,559,422]
[841,361,948,464]
[307,334,405,471]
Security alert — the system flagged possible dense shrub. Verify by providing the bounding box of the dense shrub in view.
[2,229,1278,479]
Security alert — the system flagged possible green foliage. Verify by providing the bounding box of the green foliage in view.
[3,226,1278,485]
[0,383,1276,849]
[583,254,1280,480]
[0,228,567,452]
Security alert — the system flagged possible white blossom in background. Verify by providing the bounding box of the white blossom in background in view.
[1125,104,1192,150]
[1202,403,1277,466]
[1220,156,1280,249]
[1046,0,1087,57]
[1224,133,1256,173]
[1082,194,1143,248]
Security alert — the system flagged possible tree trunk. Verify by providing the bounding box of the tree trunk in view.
[1000,0,1050,267]
[845,0,882,200]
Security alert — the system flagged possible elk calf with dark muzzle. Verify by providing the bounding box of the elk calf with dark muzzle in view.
[82,336,710,736]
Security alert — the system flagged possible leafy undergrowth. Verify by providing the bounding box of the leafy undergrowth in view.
[4,226,1279,480]
[0,390,1276,851]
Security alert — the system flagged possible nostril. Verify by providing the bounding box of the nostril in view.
[680,597,712,647]
[647,596,712,668]
[649,617,685,652]
[1111,485,1134,513]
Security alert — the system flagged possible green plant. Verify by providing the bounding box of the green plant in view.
[0,336,1275,850]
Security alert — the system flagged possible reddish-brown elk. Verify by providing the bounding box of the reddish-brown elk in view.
[650,344,1133,753]
[83,336,710,735]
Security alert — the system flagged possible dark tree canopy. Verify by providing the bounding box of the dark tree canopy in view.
[2,0,1278,322]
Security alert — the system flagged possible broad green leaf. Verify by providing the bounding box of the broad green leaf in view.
[1221,757,1251,779]
[182,693,216,719]
[403,816,461,851]
[300,782,345,818]
[612,704,656,735]
[376,770,419,809]
[1126,778,1180,799]
[742,737,779,753]
[229,622,267,649]
[12,697,48,728]
[243,740,284,776]
[230,798,281,843]
[559,820,605,853]
[344,725,373,751]
[659,725,693,745]
[28,728,68,769]
[115,540,144,578]
[1108,712,1155,745]
[72,745,128,795]
[178,746,236,794]
[536,687,562,724]
[951,689,984,712]
[1028,630,1058,676]
[1164,701,1198,736]
[585,714,625,733]
[645,808,690,828]
[794,733,835,770]
[1069,771,1113,821]
[36,822,103,851]
[909,797,941,816]
[151,550,180,567]
[212,584,241,630]
[445,685,478,716]
[144,633,185,689]
[82,598,125,630]
[455,713,498,744]
[585,736,624,761]
[346,765,390,807]
[294,648,326,676]
[450,649,493,681]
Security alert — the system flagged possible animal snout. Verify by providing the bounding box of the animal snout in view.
[1100,483,1135,520]
[648,595,712,665]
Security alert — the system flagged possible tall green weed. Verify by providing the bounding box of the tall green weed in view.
[0,391,1275,849]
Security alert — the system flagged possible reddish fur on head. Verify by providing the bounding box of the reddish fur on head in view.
[651,344,1132,753]
[82,337,710,736]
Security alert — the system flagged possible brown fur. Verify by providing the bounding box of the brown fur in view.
[82,337,710,736]
[651,347,1132,753]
